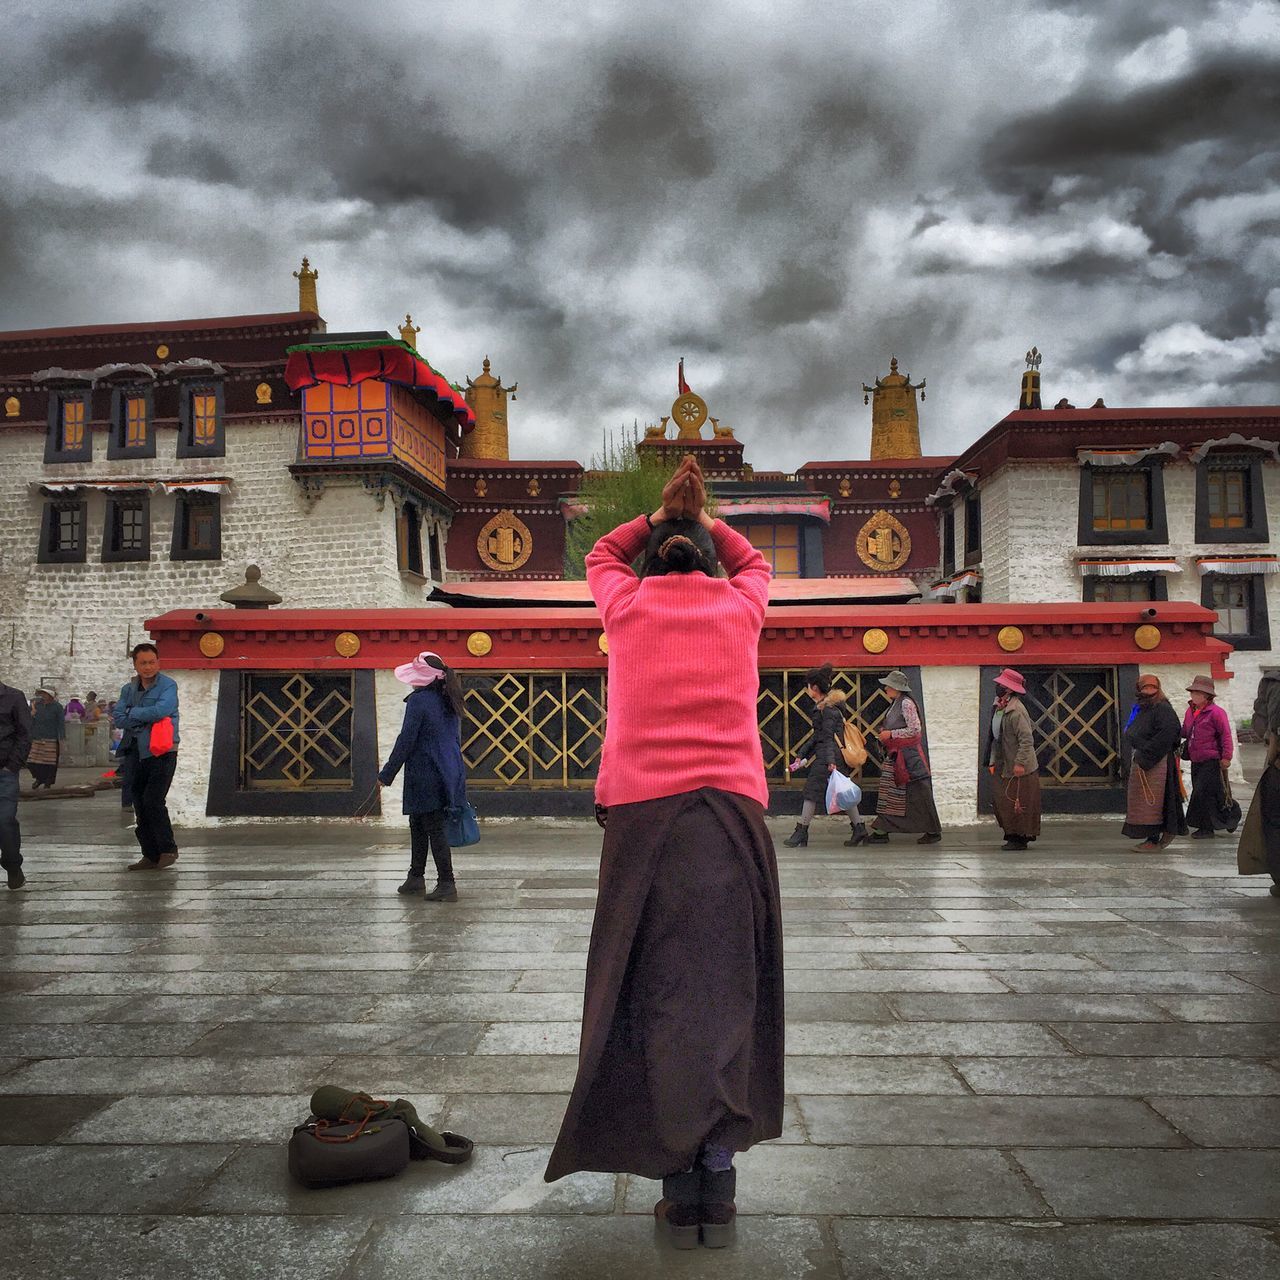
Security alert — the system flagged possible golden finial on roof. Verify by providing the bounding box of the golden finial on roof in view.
[293,257,319,314]
[399,314,420,350]
[862,356,926,459]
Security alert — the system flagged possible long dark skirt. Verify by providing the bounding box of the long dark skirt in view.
[544,787,784,1182]
[992,773,1042,841]
[874,777,942,836]
[1237,762,1280,882]
[1185,760,1233,832]
[1122,753,1187,841]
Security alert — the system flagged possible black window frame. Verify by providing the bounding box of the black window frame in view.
[1081,573,1168,603]
[1077,462,1169,546]
[44,389,93,463]
[963,492,982,566]
[38,498,88,563]
[1194,454,1268,544]
[102,493,151,563]
[107,386,157,460]
[1201,572,1271,651]
[170,492,222,561]
[398,501,425,577]
[941,507,956,575]
[176,382,226,458]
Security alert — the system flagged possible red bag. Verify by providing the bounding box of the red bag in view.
[149,717,175,756]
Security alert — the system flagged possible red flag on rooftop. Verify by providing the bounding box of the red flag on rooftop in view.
[677,358,691,395]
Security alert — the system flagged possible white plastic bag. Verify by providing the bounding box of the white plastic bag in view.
[826,769,862,815]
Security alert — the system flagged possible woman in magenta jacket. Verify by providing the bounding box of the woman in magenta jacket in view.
[1181,674,1236,839]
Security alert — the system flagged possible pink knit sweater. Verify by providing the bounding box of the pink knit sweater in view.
[587,515,771,808]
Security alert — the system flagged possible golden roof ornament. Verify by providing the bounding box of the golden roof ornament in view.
[1020,346,1043,410]
[462,356,518,460]
[293,257,319,315]
[862,356,925,460]
[399,314,420,350]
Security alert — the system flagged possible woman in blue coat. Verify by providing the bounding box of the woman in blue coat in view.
[379,652,468,902]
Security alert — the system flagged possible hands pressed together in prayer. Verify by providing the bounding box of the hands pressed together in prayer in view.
[651,455,713,528]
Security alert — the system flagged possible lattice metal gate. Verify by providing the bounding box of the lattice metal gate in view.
[460,668,895,790]
[1019,667,1123,786]
[240,672,355,790]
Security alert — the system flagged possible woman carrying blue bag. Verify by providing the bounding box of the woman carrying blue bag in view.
[379,651,472,902]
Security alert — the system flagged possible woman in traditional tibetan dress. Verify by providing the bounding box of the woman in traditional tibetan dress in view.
[867,670,943,845]
[545,456,784,1251]
[1122,673,1186,850]
[986,667,1042,850]
[1180,675,1235,839]
[26,691,64,790]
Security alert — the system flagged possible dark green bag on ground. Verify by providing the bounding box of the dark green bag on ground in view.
[288,1115,411,1188]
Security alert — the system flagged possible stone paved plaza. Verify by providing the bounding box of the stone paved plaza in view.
[2,789,1279,1279]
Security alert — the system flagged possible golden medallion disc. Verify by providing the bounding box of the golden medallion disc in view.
[597,633,609,655]
[672,392,708,438]
[477,510,533,573]
[255,382,272,405]
[855,509,912,572]
[197,632,225,658]
[155,344,170,359]
[997,625,1025,653]
[334,631,361,657]
[467,631,493,657]
[862,628,889,654]
[1134,624,1161,651]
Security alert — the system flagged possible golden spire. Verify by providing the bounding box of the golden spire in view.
[399,314,420,350]
[862,356,925,459]
[293,257,319,314]
[462,356,518,460]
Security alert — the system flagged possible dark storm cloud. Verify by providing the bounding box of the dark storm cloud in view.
[2,0,1278,465]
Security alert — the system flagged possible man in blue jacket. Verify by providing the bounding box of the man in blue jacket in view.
[0,680,32,889]
[112,643,180,870]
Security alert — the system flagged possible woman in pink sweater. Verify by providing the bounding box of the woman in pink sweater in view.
[545,456,784,1250]
[1181,674,1237,839]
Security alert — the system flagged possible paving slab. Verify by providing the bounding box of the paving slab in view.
[797,1095,1185,1147]
[830,1220,1280,1280]
[1014,1148,1280,1219]
[1048,1021,1280,1057]
[1145,1097,1280,1147]
[954,1056,1280,1096]
[0,1095,111,1144]
[886,993,1172,1022]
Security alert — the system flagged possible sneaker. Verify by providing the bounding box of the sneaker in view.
[6,870,25,890]
[424,882,458,902]
[867,830,890,844]
[1136,841,1161,852]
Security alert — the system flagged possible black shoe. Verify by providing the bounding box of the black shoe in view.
[424,881,458,902]
[782,823,809,848]
[867,830,890,843]
[1191,829,1214,840]
[844,825,869,847]
[1000,839,1027,851]
[6,870,25,890]
[1270,884,1280,898]
[397,875,426,895]
[917,833,942,845]
[656,1169,701,1250]
[700,1166,737,1249]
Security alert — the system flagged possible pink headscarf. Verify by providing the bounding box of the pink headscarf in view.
[393,651,446,687]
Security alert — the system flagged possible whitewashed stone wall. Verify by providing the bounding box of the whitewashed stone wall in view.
[0,418,446,705]
[920,665,981,827]
[976,458,1279,729]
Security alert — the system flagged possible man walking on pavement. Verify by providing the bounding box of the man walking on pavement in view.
[0,679,32,889]
[111,643,181,871]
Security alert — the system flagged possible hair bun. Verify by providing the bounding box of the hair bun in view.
[659,535,699,572]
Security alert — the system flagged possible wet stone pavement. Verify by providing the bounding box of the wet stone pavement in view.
[2,791,1279,1279]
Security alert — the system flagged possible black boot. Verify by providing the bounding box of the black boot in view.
[424,881,458,902]
[700,1166,736,1248]
[844,822,869,847]
[782,823,809,848]
[397,874,425,895]
[655,1169,701,1250]
[425,841,457,901]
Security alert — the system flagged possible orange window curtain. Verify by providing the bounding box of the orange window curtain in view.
[60,398,85,450]
[192,393,218,445]
[125,396,148,448]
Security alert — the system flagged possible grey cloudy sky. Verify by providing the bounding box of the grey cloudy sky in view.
[2,0,1278,468]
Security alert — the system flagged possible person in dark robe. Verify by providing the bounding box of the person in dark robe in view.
[1180,674,1236,839]
[986,667,1042,850]
[1237,669,1280,896]
[867,670,942,845]
[1122,673,1186,850]
[545,455,783,1251]
[27,690,64,789]
[378,652,467,902]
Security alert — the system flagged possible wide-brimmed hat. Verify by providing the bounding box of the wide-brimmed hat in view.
[878,670,913,693]
[393,651,447,687]
[994,668,1026,695]
[1185,674,1216,698]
